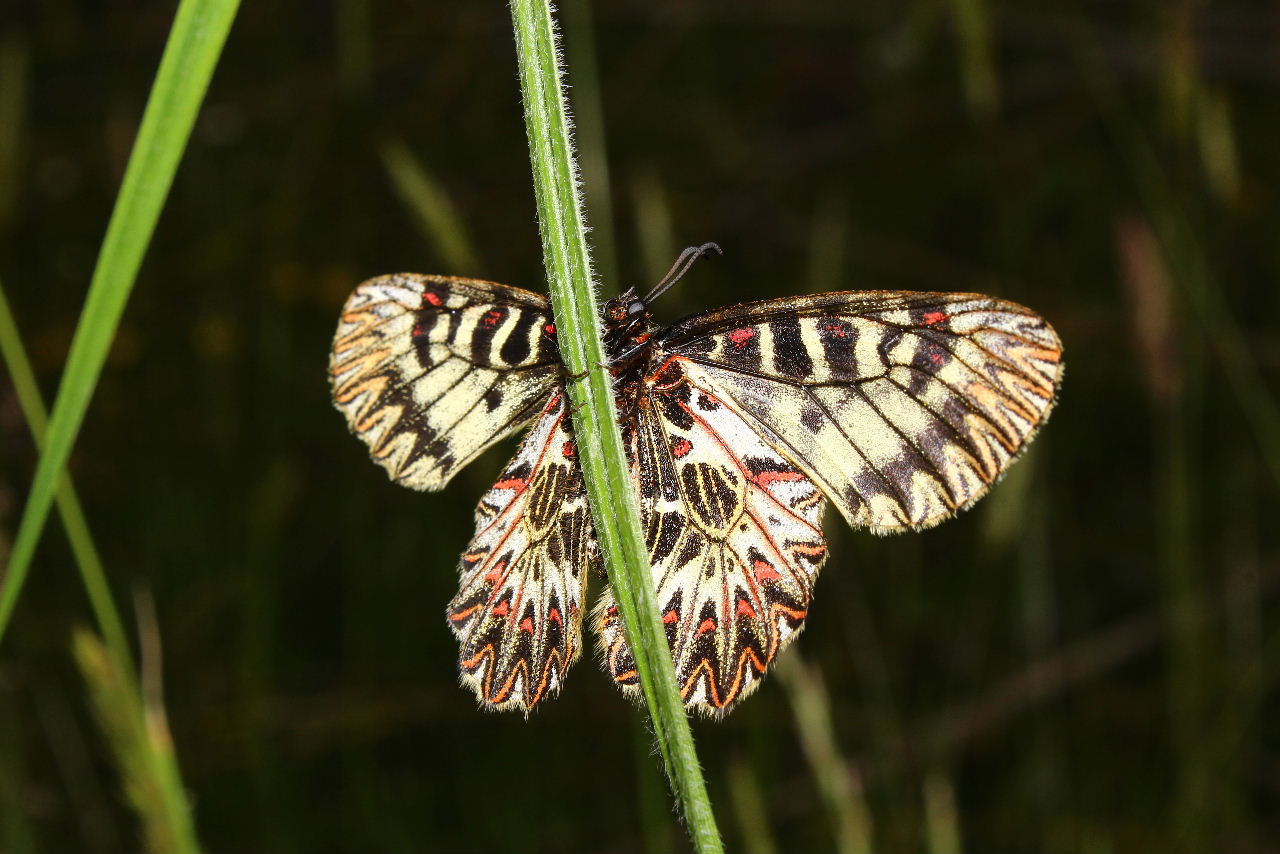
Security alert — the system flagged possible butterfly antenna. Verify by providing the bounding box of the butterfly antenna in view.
[644,242,722,304]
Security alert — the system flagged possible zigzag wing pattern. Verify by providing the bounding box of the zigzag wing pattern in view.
[447,393,597,711]
[330,274,560,491]
[661,291,1063,532]
[598,358,827,716]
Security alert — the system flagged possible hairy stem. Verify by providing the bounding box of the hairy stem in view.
[507,1,723,850]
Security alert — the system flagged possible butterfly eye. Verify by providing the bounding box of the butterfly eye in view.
[628,300,646,316]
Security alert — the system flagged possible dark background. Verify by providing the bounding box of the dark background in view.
[2,1,1279,851]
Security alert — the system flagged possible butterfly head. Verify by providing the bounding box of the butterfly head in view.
[603,287,654,365]
[603,243,723,381]
[604,288,649,326]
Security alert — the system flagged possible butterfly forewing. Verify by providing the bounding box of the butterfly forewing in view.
[329,274,560,491]
[598,359,828,715]
[448,393,596,711]
[660,291,1062,532]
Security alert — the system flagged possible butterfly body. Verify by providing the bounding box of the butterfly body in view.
[330,259,1063,715]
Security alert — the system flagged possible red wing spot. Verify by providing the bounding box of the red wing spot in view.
[412,321,430,339]
[929,351,945,366]
[492,600,510,617]
[562,440,576,458]
[544,322,557,336]
[492,477,527,491]
[549,608,563,624]
[753,560,782,583]
[671,438,693,458]
[482,309,504,328]
[697,618,718,636]
[424,291,444,307]
[483,561,507,585]
[519,617,535,634]
[449,605,480,623]
[822,322,848,338]
[728,327,756,347]
[662,610,679,624]
[754,470,804,488]
[736,599,757,618]
[923,311,950,326]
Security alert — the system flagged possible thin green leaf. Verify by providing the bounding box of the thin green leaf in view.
[0,0,242,642]
[0,282,135,685]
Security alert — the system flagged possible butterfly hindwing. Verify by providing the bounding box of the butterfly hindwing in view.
[598,358,828,715]
[330,274,560,491]
[447,393,596,711]
[660,291,1063,532]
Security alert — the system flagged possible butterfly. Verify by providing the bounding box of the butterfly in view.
[329,244,1063,716]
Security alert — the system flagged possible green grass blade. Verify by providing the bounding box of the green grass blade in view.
[923,767,963,854]
[0,0,241,643]
[726,755,779,854]
[507,1,723,850]
[74,627,200,853]
[776,652,875,853]
[0,282,135,684]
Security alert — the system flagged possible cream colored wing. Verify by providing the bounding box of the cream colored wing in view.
[659,291,1063,532]
[329,274,561,491]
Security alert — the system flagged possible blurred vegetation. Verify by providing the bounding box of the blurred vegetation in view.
[1,1,1278,851]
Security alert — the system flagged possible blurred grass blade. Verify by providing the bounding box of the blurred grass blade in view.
[1158,3,1196,139]
[379,137,482,274]
[0,0,241,643]
[0,33,28,228]
[631,166,677,286]
[1076,37,1280,490]
[0,694,36,851]
[727,755,779,854]
[1115,216,1179,407]
[923,768,963,854]
[806,192,847,295]
[508,0,723,850]
[946,0,1000,119]
[1195,86,1241,207]
[632,718,677,854]
[0,283,135,682]
[74,626,199,854]
[334,0,373,96]
[776,652,874,853]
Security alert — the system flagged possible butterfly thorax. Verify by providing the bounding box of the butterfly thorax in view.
[602,287,658,412]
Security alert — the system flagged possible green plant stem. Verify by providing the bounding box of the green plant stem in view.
[0,0,241,644]
[507,1,723,851]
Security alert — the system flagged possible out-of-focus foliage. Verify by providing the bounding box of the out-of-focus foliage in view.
[1,2,1277,851]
